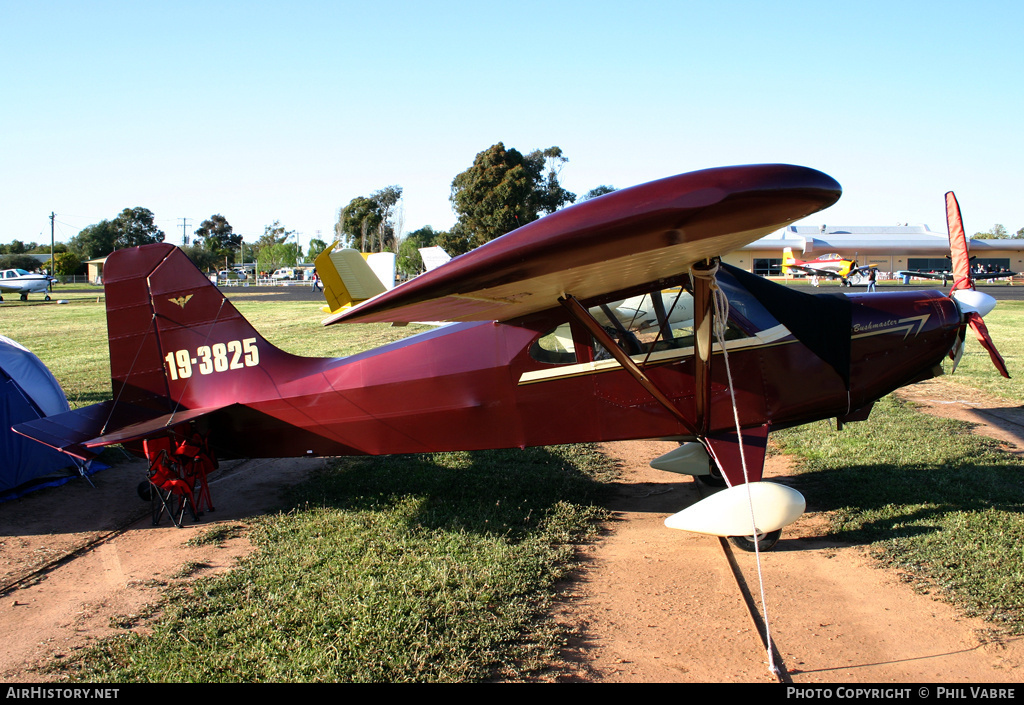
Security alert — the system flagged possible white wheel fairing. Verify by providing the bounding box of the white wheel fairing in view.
[664,481,805,536]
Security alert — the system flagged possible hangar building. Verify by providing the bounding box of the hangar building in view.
[723,224,1024,278]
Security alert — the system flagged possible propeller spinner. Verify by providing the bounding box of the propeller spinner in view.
[946,191,1010,379]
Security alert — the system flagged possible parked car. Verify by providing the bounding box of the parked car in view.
[270,268,296,281]
[217,270,244,281]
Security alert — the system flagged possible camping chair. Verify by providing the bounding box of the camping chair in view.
[143,436,198,528]
[173,430,216,514]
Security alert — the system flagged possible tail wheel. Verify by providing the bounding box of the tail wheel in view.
[729,529,782,552]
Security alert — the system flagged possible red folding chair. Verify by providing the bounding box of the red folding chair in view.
[143,436,198,528]
[174,430,217,514]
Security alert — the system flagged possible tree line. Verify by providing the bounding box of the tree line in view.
[1,207,170,276]
[7,208,316,278]
[11,142,610,278]
[975,225,1024,240]
[335,142,616,276]
[8,142,617,278]
[12,143,1024,279]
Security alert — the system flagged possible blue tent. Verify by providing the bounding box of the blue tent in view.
[0,335,88,497]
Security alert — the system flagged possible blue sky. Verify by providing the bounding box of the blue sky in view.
[3,1,1021,251]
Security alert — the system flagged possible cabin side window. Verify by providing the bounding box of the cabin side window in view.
[591,283,773,358]
[529,323,578,365]
[593,289,695,357]
[528,273,779,366]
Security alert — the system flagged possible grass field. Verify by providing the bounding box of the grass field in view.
[5,289,1024,679]
[6,291,619,681]
[774,302,1024,635]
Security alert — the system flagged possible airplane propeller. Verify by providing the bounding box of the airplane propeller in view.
[945,191,1010,379]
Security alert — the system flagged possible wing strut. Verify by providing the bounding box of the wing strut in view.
[559,294,699,436]
[692,259,715,435]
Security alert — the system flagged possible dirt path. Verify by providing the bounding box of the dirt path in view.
[2,379,1024,682]
[551,439,1024,682]
[0,457,327,682]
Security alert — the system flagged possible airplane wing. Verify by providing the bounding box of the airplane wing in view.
[0,281,38,293]
[895,270,950,281]
[897,268,1013,283]
[972,271,1016,281]
[325,164,842,325]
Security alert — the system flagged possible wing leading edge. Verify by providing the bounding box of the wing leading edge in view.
[325,164,841,325]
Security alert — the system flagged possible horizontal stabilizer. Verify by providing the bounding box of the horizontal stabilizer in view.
[12,402,164,459]
[84,405,234,447]
[13,402,232,458]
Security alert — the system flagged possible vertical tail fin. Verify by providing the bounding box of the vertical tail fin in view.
[18,243,340,458]
[781,246,795,275]
[104,244,306,413]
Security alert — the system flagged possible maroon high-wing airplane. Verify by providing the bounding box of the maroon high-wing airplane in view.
[15,164,1008,548]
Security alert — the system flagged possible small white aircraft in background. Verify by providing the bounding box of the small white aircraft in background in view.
[0,269,56,302]
[418,246,452,272]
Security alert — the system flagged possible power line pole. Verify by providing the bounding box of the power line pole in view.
[50,212,55,277]
[179,218,192,246]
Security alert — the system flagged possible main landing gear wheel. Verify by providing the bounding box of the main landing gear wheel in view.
[695,459,727,488]
[729,529,782,552]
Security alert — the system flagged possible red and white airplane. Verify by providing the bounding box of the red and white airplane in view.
[15,164,1008,548]
[781,248,875,286]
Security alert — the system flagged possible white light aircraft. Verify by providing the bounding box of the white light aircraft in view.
[0,269,56,302]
